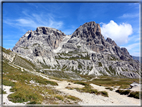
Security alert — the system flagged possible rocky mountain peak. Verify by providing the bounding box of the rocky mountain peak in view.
[121,47,132,58]
[71,21,102,39]
[36,27,59,35]
[82,21,101,33]
[106,37,117,46]
[67,21,107,53]
[12,21,140,78]
[12,26,66,57]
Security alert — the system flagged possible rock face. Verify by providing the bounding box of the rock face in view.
[13,27,66,66]
[12,22,140,78]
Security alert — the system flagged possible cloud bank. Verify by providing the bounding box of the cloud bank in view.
[101,20,133,45]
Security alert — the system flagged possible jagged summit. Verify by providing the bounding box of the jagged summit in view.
[13,26,66,51]
[12,21,140,78]
[35,27,63,35]
[71,21,102,39]
[106,37,117,46]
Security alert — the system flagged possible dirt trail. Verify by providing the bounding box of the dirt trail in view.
[53,81,140,105]
[90,84,140,105]
[2,85,27,105]
[3,63,141,106]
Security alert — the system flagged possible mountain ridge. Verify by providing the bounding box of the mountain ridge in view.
[12,21,140,78]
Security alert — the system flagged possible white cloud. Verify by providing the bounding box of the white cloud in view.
[101,20,133,45]
[123,43,139,51]
[128,35,140,42]
[119,13,139,18]
[4,13,63,30]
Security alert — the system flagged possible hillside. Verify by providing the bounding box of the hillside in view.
[1,46,141,106]
[12,21,140,78]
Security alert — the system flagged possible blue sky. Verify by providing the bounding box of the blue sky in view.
[3,2,140,56]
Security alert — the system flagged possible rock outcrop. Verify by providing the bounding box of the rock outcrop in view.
[12,21,140,78]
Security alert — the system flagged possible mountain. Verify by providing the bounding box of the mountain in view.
[1,46,140,105]
[12,21,140,78]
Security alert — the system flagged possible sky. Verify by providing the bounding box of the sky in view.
[2,2,140,56]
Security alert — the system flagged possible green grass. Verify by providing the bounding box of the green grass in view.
[74,81,90,87]
[78,63,82,69]
[3,60,61,104]
[54,95,64,101]
[67,95,81,101]
[0,88,7,94]
[3,79,15,86]
[40,62,51,69]
[8,82,43,103]
[109,66,116,74]
[73,80,109,97]
[75,87,109,97]
[100,91,109,97]
[128,91,140,99]
[77,46,81,49]
[105,87,113,91]
[8,83,62,104]
[3,61,58,86]
[87,66,93,71]
[78,75,139,90]
[13,54,35,71]
[116,89,140,99]
[105,67,111,75]
[3,59,80,104]
[81,75,139,88]
[98,62,102,67]
[116,89,130,95]
[44,69,81,80]
[44,70,70,79]
[1,50,90,104]
[2,47,11,54]
[65,86,74,90]
[3,90,7,94]
[58,53,72,56]
[71,67,81,74]
[49,76,64,81]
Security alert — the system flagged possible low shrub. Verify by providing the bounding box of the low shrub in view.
[38,80,58,86]
[8,82,43,103]
[100,91,108,97]
[87,89,98,94]
[74,81,89,87]
[67,95,81,101]
[105,87,113,91]
[54,95,64,101]
[65,87,74,90]
[116,89,130,95]
[3,79,15,86]
[0,89,7,94]
[128,91,139,99]
[75,86,109,97]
